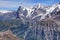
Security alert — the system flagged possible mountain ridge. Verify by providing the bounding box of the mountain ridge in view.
[0,3,60,40]
[0,3,60,20]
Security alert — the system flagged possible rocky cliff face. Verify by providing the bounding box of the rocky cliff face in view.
[9,10,60,40]
[0,30,23,40]
[0,3,60,40]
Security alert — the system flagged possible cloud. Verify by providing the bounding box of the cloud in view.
[0,1,20,8]
[0,0,34,8]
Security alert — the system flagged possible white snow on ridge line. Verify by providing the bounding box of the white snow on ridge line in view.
[0,10,12,13]
[24,7,34,17]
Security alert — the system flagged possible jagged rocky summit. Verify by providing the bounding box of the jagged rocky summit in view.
[0,3,60,40]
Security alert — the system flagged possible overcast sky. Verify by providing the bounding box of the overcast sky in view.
[0,0,60,10]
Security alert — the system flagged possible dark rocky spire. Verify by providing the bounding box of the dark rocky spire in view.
[16,6,23,19]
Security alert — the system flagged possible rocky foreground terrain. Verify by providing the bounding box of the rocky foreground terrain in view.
[0,30,23,40]
[0,3,60,40]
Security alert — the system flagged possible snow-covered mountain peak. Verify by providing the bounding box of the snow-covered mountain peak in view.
[32,3,44,9]
[0,3,60,21]
[0,10,12,13]
[36,3,41,8]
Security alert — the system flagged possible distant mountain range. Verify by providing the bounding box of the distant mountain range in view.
[0,3,60,40]
[0,3,60,20]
